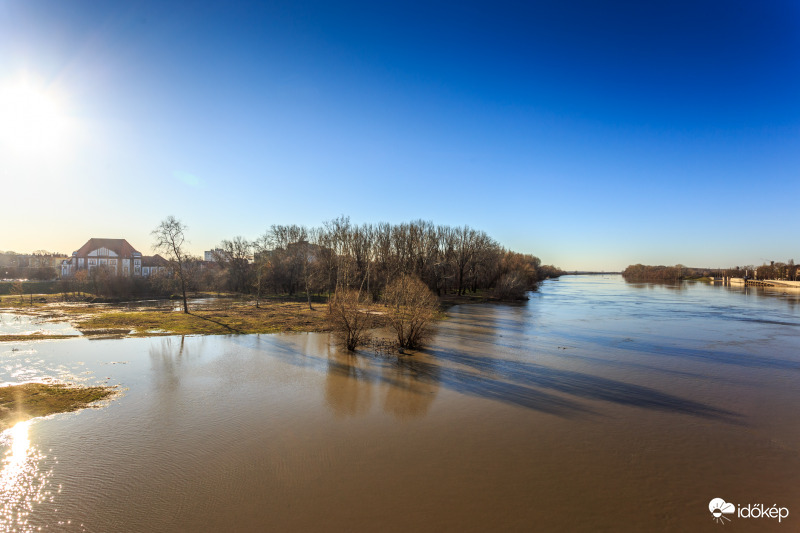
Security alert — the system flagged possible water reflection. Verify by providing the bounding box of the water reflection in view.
[0,421,51,532]
[381,356,439,420]
[324,350,441,419]
[622,277,800,307]
[149,335,190,391]
[0,313,79,336]
[325,351,374,417]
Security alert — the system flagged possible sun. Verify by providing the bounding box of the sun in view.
[0,78,72,157]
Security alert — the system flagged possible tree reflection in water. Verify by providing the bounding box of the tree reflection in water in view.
[325,351,373,418]
[381,356,439,420]
[325,349,441,420]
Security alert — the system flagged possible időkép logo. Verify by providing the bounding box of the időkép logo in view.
[709,498,789,525]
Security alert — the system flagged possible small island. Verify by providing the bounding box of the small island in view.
[0,383,114,430]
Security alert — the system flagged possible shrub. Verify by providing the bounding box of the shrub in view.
[328,288,374,351]
[494,271,528,300]
[383,275,438,350]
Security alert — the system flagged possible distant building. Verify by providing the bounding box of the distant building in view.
[141,254,171,277]
[28,253,69,269]
[204,249,224,262]
[61,238,168,278]
[1,252,67,280]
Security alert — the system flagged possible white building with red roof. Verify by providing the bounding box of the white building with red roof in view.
[61,238,168,278]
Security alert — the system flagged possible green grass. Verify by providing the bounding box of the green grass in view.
[0,292,74,310]
[0,383,114,429]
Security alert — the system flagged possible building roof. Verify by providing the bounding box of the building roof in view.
[142,254,170,267]
[74,238,140,258]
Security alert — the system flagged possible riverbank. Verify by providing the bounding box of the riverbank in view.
[0,383,114,430]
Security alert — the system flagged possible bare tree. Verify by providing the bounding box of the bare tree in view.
[251,233,271,308]
[215,236,252,293]
[10,280,24,304]
[328,288,374,351]
[295,228,322,310]
[152,216,190,313]
[494,271,527,300]
[382,275,438,350]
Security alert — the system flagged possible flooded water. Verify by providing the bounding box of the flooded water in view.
[0,313,80,337]
[0,275,798,532]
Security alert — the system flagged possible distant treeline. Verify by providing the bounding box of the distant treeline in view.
[0,252,65,280]
[0,266,58,280]
[622,264,714,282]
[623,260,798,282]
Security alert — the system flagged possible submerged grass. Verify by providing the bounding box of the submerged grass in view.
[0,334,79,342]
[76,301,334,336]
[1,291,489,339]
[0,383,114,430]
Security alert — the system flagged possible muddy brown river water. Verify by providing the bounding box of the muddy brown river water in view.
[1,275,799,532]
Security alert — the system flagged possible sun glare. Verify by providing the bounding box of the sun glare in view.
[1,420,32,494]
[0,78,72,157]
[0,419,50,528]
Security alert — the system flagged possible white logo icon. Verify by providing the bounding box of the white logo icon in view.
[709,498,735,524]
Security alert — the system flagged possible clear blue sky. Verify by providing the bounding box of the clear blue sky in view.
[1,0,798,270]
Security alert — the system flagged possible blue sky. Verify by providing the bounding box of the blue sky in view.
[1,0,798,270]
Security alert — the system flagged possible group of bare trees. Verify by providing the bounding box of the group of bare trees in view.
[0,251,64,280]
[205,217,561,302]
[58,265,177,300]
[151,216,563,306]
[148,216,562,351]
[622,264,696,282]
[327,274,440,352]
[748,260,798,281]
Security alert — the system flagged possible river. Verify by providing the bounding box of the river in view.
[1,275,798,532]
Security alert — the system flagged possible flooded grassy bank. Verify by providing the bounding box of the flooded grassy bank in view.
[0,290,480,340]
[0,383,113,430]
[0,295,334,338]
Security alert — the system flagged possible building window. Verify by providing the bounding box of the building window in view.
[89,259,96,265]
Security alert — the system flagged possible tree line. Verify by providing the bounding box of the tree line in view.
[160,216,564,305]
[151,216,563,351]
[745,260,798,281]
[622,260,798,282]
[621,264,705,281]
[0,251,64,280]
